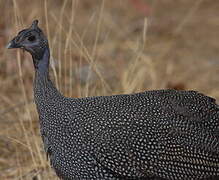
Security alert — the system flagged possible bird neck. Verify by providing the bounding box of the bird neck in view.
[33,47,62,106]
[33,46,50,75]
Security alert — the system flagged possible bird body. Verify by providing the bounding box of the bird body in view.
[7,20,219,180]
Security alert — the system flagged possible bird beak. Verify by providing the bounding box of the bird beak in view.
[6,38,20,49]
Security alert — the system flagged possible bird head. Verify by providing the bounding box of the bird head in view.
[7,20,48,60]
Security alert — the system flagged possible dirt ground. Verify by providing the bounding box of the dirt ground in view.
[0,0,219,179]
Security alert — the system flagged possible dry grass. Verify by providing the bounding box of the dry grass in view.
[0,0,219,179]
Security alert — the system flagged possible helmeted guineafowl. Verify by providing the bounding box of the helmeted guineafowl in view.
[7,20,219,180]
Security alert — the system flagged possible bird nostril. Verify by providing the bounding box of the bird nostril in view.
[14,37,20,43]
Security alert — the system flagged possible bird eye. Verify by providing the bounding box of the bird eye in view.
[27,35,36,42]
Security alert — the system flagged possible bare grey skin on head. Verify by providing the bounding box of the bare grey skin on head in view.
[7,20,219,180]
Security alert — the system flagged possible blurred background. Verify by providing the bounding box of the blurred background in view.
[0,0,219,179]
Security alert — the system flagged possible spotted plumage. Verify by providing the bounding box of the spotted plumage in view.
[7,20,219,180]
